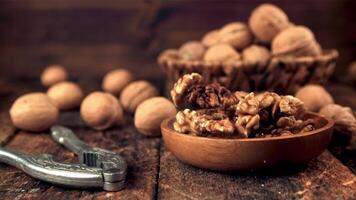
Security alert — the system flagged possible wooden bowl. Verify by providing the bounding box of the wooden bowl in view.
[161,112,334,171]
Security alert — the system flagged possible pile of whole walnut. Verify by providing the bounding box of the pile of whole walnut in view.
[175,3,322,65]
[9,65,177,137]
[171,73,315,138]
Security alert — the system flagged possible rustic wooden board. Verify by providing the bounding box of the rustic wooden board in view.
[0,112,160,200]
[158,147,356,200]
[0,113,15,145]
[0,0,355,78]
[0,78,355,199]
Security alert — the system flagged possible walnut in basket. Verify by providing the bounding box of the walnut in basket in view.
[272,26,322,57]
[249,4,290,43]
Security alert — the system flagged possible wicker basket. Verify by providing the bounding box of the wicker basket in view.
[158,49,338,95]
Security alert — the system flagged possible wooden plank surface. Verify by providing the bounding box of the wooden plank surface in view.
[158,148,356,200]
[0,112,160,200]
[0,79,355,199]
[0,113,15,146]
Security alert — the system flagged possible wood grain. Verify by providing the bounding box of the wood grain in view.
[158,147,356,200]
[0,111,160,200]
[0,80,355,199]
[0,113,15,146]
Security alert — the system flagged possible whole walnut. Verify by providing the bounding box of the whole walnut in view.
[135,97,177,136]
[204,44,241,64]
[249,4,290,43]
[47,81,84,110]
[242,45,270,67]
[120,80,158,113]
[102,69,133,95]
[178,41,206,61]
[80,92,123,130]
[319,104,356,137]
[10,93,59,132]
[295,84,334,112]
[201,30,221,47]
[41,65,68,87]
[348,61,356,83]
[272,26,321,57]
[219,22,253,50]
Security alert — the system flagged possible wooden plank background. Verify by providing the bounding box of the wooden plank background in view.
[0,0,355,81]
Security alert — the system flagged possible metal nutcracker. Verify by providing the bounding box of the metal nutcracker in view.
[0,125,127,191]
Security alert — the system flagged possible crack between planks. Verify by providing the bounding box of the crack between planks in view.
[0,128,19,147]
[153,139,162,200]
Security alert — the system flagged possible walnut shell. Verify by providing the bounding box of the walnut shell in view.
[41,65,68,87]
[295,84,334,112]
[120,80,158,113]
[348,61,356,83]
[219,22,253,50]
[102,69,133,95]
[80,92,123,130]
[135,97,177,136]
[178,41,206,61]
[319,104,356,137]
[203,44,240,63]
[272,26,321,57]
[201,30,221,47]
[10,93,59,132]
[242,45,270,67]
[249,3,290,43]
[47,81,84,110]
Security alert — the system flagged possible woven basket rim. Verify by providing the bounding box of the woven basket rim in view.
[158,49,339,69]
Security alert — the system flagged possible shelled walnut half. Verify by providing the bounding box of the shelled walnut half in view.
[171,73,239,110]
[173,109,235,136]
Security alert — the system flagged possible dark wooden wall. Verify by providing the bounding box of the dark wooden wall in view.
[0,0,355,81]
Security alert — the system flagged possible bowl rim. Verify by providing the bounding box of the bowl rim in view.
[161,112,334,142]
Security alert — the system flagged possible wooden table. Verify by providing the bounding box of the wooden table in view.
[0,80,355,200]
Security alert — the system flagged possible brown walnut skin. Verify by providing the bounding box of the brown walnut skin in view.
[249,3,290,43]
[102,69,133,95]
[272,26,321,57]
[80,92,124,130]
[10,93,59,132]
[120,80,159,113]
[135,97,177,136]
[41,65,68,87]
[295,84,334,112]
[219,22,253,50]
[47,81,84,110]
